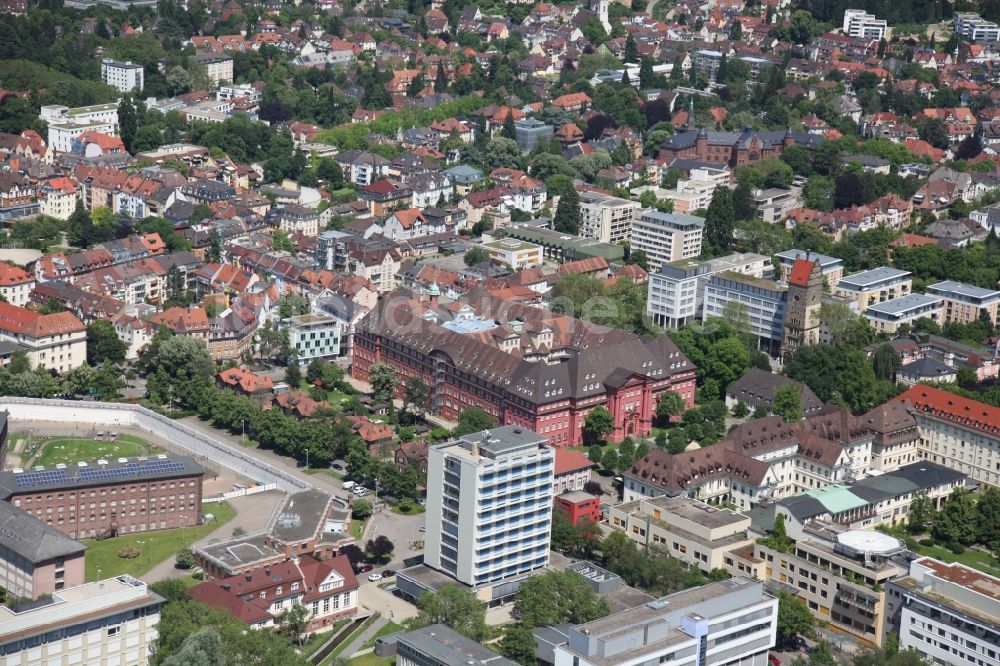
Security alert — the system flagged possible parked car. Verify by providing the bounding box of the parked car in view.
[418,524,426,532]
[356,563,374,573]
[331,464,345,472]
[367,573,383,582]
[343,480,356,490]
[381,569,395,577]
[768,655,781,666]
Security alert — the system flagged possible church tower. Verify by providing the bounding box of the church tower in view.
[595,0,611,34]
[781,257,824,363]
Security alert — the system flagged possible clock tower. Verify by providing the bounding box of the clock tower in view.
[781,257,823,362]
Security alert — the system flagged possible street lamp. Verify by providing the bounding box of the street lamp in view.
[305,448,310,470]
[240,419,245,447]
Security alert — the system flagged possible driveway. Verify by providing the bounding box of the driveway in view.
[364,505,427,567]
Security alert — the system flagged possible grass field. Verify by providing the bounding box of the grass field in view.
[343,654,393,666]
[913,543,1000,576]
[32,435,159,468]
[319,615,380,665]
[82,501,235,581]
[350,519,367,540]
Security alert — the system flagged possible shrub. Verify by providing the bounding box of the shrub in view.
[117,547,141,560]
[947,543,965,554]
[919,538,935,547]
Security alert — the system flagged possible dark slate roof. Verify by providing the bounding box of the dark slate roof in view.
[780,494,829,521]
[661,128,822,152]
[0,500,86,563]
[726,368,824,413]
[898,357,955,380]
[0,456,206,499]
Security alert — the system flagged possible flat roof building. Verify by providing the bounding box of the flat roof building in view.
[578,190,640,245]
[553,578,778,666]
[834,267,912,313]
[504,225,626,263]
[863,293,943,334]
[630,211,705,271]
[885,557,1000,664]
[394,624,519,666]
[926,280,1000,326]
[101,58,144,93]
[0,575,163,665]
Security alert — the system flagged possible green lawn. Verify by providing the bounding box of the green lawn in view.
[350,519,367,540]
[361,621,404,649]
[913,543,1000,576]
[326,391,351,406]
[33,436,159,468]
[320,615,380,665]
[299,618,351,658]
[82,502,235,581]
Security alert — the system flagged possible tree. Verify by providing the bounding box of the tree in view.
[161,628,225,666]
[499,623,538,666]
[601,447,620,472]
[175,548,197,569]
[772,384,803,422]
[285,362,301,387]
[118,95,138,153]
[434,62,449,93]
[732,180,756,220]
[453,406,498,436]
[501,111,517,140]
[955,135,983,160]
[583,406,614,445]
[87,319,127,365]
[618,438,636,468]
[776,589,814,649]
[834,172,865,209]
[306,358,327,385]
[402,377,430,420]
[351,496,374,519]
[704,338,750,396]
[340,543,367,568]
[369,362,397,404]
[271,229,294,252]
[873,344,901,381]
[907,491,933,535]
[207,229,223,263]
[416,585,487,640]
[934,487,977,546]
[464,246,491,266]
[553,186,580,234]
[759,513,795,553]
[512,571,611,628]
[976,487,1000,551]
[656,391,685,425]
[704,186,735,256]
[623,34,638,63]
[584,480,604,495]
[366,535,395,562]
[278,604,309,647]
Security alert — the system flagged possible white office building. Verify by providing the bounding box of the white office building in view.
[647,253,773,329]
[286,313,343,364]
[703,272,787,354]
[553,578,778,666]
[954,12,1000,42]
[885,557,1000,666]
[578,191,640,245]
[0,575,163,666]
[863,293,943,334]
[630,211,705,271]
[424,426,554,587]
[101,59,145,93]
[40,103,119,154]
[842,9,888,39]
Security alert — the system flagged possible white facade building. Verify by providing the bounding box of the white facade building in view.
[553,578,778,666]
[863,293,943,334]
[0,576,163,666]
[101,59,145,93]
[833,267,913,313]
[842,9,888,39]
[287,313,343,364]
[424,426,554,587]
[886,557,1000,665]
[40,103,119,154]
[578,191,640,244]
[630,211,705,271]
[954,12,1000,42]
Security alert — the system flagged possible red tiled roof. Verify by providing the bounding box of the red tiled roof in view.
[0,302,85,337]
[789,259,815,288]
[554,448,594,476]
[894,384,1000,436]
[0,262,33,286]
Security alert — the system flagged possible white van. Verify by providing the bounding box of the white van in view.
[343,480,356,490]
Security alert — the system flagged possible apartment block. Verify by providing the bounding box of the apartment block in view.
[0,501,85,599]
[423,426,554,588]
[703,272,787,353]
[578,191,640,244]
[0,263,35,308]
[630,211,705,271]
[833,267,912,313]
[552,578,778,666]
[647,260,709,328]
[885,558,1000,664]
[954,12,1000,41]
[194,54,234,86]
[742,522,906,646]
[0,576,163,666]
[39,103,118,154]
[754,188,797,224]
[101,58,144,92]
[863,294,943,334]
[926,280,1000,326]
[0,302,87,373]
[842,9,888,39]
[606,496,753,574]
[775,250,844,287]
[480,238,544,270]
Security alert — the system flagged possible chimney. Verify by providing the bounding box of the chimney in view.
[245,573,252,582]
[265,567,271,576]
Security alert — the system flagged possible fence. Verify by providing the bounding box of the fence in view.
[0,398,310,493]
[203,482,279,503]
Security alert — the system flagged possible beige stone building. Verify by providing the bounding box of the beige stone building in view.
[926,280,1000,326]
[0,302,87,373]
[606,496,753,574]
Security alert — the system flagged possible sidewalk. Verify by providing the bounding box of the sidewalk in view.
[338,616,388,661]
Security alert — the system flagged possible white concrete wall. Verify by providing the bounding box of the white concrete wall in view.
[0,398,309,493]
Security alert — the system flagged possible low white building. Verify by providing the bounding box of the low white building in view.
[40,103,119,154]
[863,293,943,334]
[480,238,543,270]
[842,8,888,39]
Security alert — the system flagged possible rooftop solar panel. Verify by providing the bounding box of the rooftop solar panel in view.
[12,459,188,488]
